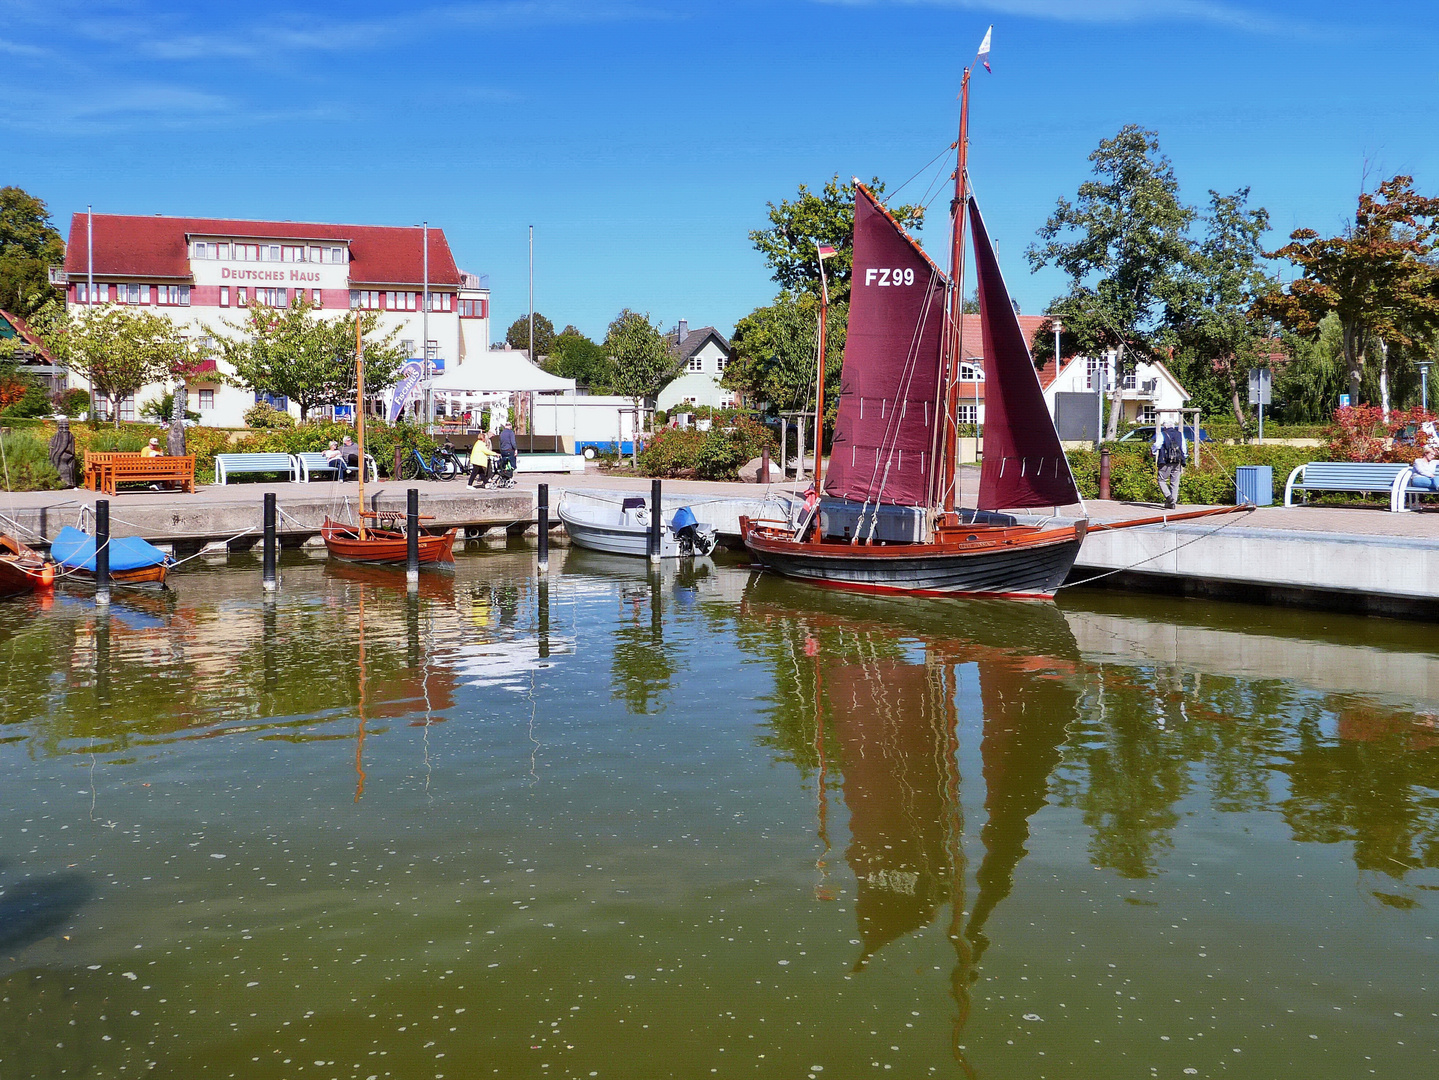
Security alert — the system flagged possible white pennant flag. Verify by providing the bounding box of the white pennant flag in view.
[977,25,992,72]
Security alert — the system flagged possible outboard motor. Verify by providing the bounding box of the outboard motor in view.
[670,506,717,557]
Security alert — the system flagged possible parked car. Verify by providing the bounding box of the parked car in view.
[1117,425,1211,445]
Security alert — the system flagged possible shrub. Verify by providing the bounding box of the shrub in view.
[637,428,704,477]
[139,392,200,424]
[0,430,62,490]
[243,401,295,429]
[54,388,92,417]
[1066,443,1317,504]
[0,382,53,419]
[1325,404,1436,463]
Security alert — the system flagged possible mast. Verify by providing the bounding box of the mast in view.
[938,64,973,515]
[356,314,366,540]
[814,241,830,492]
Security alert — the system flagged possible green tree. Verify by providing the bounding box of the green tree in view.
[1027,125,1196,438]
[547,325,614,390]
[1165,188,1277,431]
[41,303,205,427]
[1255,175,1439,414]
[210,298,405,421]
[604,309,680,465]
[504,311,555,359]
[0,186,65,319]
[725,290,847,416]
[750,174,923,306]
[1273,314,1346,422]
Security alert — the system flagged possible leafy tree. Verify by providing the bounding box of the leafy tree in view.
[605,309,680,465]
[547,324,614,390]
[210,298,405,421]
[1273,314,1347,422]
[1255,175,1439,414]
[725,290,847,416]
[0,186,65,318]
[504,311,555,359]
[750,174,924,306]
[1027,125,1196,438]
[40,303,205,427]
[1164,188,1277,430]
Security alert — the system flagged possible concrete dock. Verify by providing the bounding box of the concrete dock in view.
[1,467,1432,618]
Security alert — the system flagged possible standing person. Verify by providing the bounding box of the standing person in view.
[1152,419,1187,510]
[468,433,498,488]
[497,421,518,482]
[48,417,77,488]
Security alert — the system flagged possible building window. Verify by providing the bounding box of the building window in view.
[234,244,258,262]
[427,292,452,312]
[459,298,487,318]
[192,241,210,259]
[687,356,703,372]
[350,290,382,310]
[959,361,984,382]
[309,246,323,263]
[400,339,415,357]
[75,282,110,303]
[257,287,287,306]
[328,247,345,264]
[386,291,417,311]
[282,245,306,262]
[717,356,727,372]
[220,286,230,307]
[237,287,248,306]
[263,245,281,261]
[426,339,438,359]
[216,243,229,260]
[1140,404,1157,424]
[1122,371,1137,390]
[158,285,190,306]
[199,389,215,411]
[957,404,978,424]
[1086,356,1108,391]
[118,283,148,304]
[117,394,136,422]
[312,289,322,306]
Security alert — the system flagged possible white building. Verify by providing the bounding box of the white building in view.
[656,321,735,413]
[59,213,490,427]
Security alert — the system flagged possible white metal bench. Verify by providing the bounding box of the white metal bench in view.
[214,453,298,485]
[295,452,344,482]
[1283,461,1416,512]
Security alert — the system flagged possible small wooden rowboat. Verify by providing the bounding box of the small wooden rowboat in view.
[321,513,457,565]
[49,525,171,588]
[0,533,54,596]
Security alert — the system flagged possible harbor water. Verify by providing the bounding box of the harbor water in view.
[1,542,1436,1078]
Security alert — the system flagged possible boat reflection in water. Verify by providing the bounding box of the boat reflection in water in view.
[738,578,1081,1069]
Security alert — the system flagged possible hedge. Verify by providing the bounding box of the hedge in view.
[1065,443,1317,505]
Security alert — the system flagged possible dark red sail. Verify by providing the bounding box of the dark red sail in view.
[970,198,1081,510]
[824,185,948,507]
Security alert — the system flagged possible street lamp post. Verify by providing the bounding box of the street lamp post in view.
[1420,361,1432,413]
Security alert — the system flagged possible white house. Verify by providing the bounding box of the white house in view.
[1038,351,1191,435]
[656,321,735,413]
[58,212,490,427]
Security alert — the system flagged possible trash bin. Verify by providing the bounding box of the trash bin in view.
[1235,465,1273,507]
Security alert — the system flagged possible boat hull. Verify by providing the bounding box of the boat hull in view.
[557,501,717,559]
[321,518,457,565]
[0,535,53,596]
[741,518,1084,599]
[59,564,169,589]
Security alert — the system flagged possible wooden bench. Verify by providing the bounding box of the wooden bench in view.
[214,453,298,485]
[83,452,196,495]
[1283,462,1415,511]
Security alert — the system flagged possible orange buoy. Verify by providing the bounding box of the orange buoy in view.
[39,562,55,588]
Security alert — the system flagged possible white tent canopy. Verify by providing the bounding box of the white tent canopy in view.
[429,349,575,394]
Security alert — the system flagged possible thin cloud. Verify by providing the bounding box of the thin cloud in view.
[815,0,1315,35]
[0,83,329,136]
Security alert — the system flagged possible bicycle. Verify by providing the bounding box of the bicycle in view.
[404,446,462,482]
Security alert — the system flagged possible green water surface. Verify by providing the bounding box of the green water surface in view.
[1,541,1436,1079]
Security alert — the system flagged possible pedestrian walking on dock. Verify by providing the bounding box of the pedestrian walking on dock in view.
[1153,420,1187,510]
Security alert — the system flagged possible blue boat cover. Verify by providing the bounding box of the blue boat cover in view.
[670,506,698,531]
[51,526,169,573]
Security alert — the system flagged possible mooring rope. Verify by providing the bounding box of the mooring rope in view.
[1057,506,1256,590]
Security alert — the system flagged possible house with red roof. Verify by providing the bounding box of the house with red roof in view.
[955,313,1191,438]
[60,213,491,426]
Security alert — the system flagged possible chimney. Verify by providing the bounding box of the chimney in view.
[676,319,688,344]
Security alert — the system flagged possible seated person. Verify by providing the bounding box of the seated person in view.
[1412,444,1439,492]
[469,437,499,487]
[322,440,341,462]
[337,435,361,478]
[140,437,163,458]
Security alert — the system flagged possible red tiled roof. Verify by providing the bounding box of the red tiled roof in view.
[0,308,54,362]
[1035,359,1059,389]
[957,313,1048,359]
[63,214,461,287]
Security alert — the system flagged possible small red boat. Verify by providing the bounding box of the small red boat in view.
[0,533,55,596]
[321,513,457,565]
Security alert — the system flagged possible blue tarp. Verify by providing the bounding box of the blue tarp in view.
[51,526,169,574]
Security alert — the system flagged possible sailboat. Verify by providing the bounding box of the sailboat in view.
[741,54,1086,599]
[322,314,458,565]
[0,533,54,596]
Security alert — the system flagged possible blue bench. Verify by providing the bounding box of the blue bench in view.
[1282,461,1418,512]
[214,453,298,485]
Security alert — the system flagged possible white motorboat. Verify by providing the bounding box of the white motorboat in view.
[557,490,718,558]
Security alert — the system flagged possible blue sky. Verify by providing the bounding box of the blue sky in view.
[4,0,1437,342]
